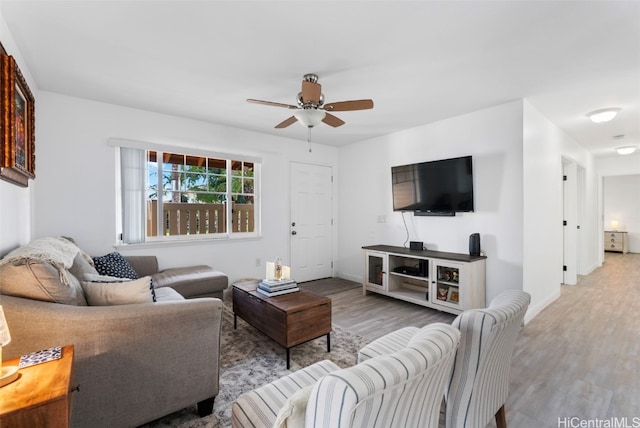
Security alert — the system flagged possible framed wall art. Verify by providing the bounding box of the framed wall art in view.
[1,42,35,187]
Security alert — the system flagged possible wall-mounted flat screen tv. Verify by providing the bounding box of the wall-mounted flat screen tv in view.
[391,156,474,214]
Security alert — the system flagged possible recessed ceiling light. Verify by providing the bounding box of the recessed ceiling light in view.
[616,146,637,155]
[587,108,621,123]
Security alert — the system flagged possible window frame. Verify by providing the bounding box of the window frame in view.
[111,138,261,245]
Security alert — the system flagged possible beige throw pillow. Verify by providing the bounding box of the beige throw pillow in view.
[81,276,153,306]
[272,385,314,428]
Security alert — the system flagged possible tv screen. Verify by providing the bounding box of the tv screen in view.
[391,156,474,213]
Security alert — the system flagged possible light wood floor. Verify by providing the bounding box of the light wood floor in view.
[330,252,640,427]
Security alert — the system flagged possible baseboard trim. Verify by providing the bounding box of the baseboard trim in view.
[336,272,362,284]
[524,289,561,324]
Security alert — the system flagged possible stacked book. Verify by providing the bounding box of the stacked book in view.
[257,278,299,297]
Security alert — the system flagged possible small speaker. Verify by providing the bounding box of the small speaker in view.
[410,241,423,250]
[469,233,480,257]
[418,260,429,277]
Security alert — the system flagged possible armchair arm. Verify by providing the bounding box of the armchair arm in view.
[357,326,419,363]
[1,295,223,428]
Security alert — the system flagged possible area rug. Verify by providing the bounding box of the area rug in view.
[141,303,370,427]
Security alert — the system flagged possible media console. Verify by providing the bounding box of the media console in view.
[362,245,486,315]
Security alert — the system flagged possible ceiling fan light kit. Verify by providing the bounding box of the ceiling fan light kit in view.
[247,73,373,130]
[294,109,326,128]
[587,107,620,123]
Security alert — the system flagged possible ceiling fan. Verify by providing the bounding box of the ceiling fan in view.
[247,73,374,129]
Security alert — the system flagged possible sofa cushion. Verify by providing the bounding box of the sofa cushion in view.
[0,260,87,305]
[154,287,185,302]
[84,273,132,283]
[92,252,139,279]
[81,276,154,306]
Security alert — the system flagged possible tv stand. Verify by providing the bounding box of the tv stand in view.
[362,245,486,315]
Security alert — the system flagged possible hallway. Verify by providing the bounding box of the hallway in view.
[500,252,640,427]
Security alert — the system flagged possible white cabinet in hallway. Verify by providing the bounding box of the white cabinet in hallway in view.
[604,231,629,253]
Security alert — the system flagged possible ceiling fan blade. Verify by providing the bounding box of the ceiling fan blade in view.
[324,99,374,112]
[247,99,298,109]
[301,81,322,104]
[322,113,345,127]
[275,116,298,128]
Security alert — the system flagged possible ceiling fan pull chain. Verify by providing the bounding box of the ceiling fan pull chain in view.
[308,128,312,153]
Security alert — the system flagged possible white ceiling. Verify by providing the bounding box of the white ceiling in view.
[2,1,639,157]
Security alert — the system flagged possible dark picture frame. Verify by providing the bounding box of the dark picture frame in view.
[1,42,35,187]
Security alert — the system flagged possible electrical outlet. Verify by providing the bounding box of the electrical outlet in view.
[255,257,261,267]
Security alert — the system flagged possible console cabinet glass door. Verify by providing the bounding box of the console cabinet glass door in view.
[365,251,387,291]
[431,260,463,310]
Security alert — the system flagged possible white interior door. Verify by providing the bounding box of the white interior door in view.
[290,162,333,282]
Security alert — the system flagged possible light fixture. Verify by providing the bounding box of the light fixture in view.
[616,146,637,155]
[611,220,619,231]
[0,306,19,387]
[587,108,620,123]
[294,108,326,128]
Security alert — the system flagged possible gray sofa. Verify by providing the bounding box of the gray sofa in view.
[0,237,228,427]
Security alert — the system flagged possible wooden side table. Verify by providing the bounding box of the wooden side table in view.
[0,345,75,427]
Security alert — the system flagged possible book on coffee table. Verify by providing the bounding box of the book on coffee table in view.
[261,278,296,287]
[257,286,300,297]
[259,280,298,292]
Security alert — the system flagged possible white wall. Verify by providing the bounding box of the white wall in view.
[523,101,599,320]
[336,101,525,306]
[603,175,640,252]
[336,100,599,321]
[0,16,37,255]
[33,91,338,283]
[597,153,640,176]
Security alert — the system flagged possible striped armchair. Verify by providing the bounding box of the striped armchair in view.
[357,290,530,428]
[445,290,531,428]
[231,323,460,428]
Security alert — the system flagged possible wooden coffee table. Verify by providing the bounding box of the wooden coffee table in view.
[232,279,332,369]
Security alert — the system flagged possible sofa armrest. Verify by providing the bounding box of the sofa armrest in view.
[153,266,228,299]
[1,294,223,427]
[124,255,159,277]
[356,326,419,363]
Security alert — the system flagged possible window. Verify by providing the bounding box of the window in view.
[118,144,259,244]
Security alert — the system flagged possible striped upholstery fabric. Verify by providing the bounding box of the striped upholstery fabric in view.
[445,290,531,428]
[356,326,418,363]
[306,323,460,428]
[232,359,341,427]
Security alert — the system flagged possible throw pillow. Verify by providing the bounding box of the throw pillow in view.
[68,252,99,281]
[0,260,86,305]
[92,252,139,279]
[81,276,154,306]
[272,385,314,428]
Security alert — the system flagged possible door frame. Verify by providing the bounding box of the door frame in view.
[289,160,335,282]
